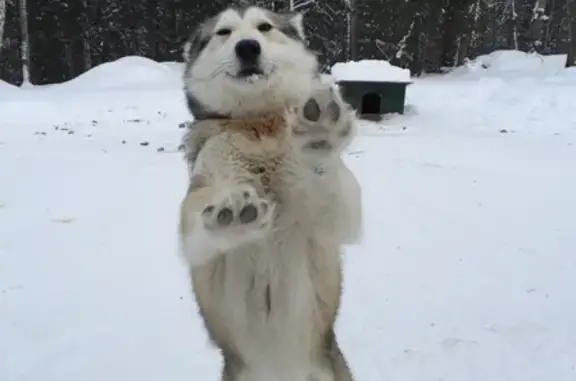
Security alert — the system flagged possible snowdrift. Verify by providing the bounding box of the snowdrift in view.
[331,60,411,83]
[450,50,568,79]
[0,79,20,99]
[59,56,181,90]
[160,61,186,75]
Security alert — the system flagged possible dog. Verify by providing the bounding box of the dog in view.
[178,6,362,381]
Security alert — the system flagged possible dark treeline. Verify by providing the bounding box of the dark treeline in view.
[1,0,576,85]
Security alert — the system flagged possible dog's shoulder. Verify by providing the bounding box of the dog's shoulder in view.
[182,119,225,173]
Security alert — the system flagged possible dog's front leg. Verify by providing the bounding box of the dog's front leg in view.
[291,82,363,245]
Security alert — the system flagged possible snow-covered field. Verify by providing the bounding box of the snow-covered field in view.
[1,52,575,381]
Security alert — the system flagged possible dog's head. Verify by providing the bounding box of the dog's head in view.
[183,6,319,118]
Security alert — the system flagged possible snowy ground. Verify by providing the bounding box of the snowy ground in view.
[1,52,576,381]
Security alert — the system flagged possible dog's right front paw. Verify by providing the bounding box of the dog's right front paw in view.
[201,184,274,244]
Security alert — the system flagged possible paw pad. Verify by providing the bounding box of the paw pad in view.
[239,204,258,224]
[216,207,234,226]
[306,140,332,150]
[302,98,321,122]
[202,205,215,215]
[201,185,273,231]
[327,100,341,122]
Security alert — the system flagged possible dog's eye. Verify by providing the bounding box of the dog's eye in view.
[216,28,231,36]
[257,23,273,32]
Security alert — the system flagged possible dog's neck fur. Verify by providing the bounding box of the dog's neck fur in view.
[186,94,231,121]
[187,92,294,121]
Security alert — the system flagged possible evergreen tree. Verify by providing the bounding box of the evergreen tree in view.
[0,0,575,85]
[0,0,5,50]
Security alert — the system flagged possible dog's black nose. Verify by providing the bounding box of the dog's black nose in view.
[235,39,261,63]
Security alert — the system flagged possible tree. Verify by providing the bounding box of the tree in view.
[530,0,549,52]
[2,0,576,85]
[0,0,5,53]
[440,0,476,68]
[80,0,95,71]
[19,0,30,85]
[346,0,358,60]
[305,0,348,69]
[568,0,576,66]
[509,0,520,50]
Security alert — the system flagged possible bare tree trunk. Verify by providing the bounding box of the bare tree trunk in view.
[0,0,5,53]
[395,20,415,64]
[568,0,576,67]
[343,0,357,60]
[468,0,482,51]
[81,0,92,70]
[510,0,520,50]
[502,0,520,50]
[456,34,471,65]
[441,0,473,68]
[291,0,315,12]
[83,37,92,71]
[349,0,358,60]
[530,0,548,52]
[456,1,477,66]
[19,0,31,85]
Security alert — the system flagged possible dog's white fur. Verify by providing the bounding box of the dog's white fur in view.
[184,7,319,118]
[179,6,362,381]
[179,112,361,381]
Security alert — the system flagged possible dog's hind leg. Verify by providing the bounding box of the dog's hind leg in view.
[315,330,354,381]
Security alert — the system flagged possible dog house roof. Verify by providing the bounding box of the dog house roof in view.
[330,60,411,84]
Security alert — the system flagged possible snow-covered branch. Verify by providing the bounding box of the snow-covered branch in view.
[290,0,316,11]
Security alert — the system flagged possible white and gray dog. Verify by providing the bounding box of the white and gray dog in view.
[179,5,362,381]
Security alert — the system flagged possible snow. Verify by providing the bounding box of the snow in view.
[450,50,568,79]
[57,56,182,91]
[159,61,186,75]
[319,73,337,85]
[331,59,411,83]
[0,80,20,99]
[1,54,576,381]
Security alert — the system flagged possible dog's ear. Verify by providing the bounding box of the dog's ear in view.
[286,12,305,40]
[183,18,216,63]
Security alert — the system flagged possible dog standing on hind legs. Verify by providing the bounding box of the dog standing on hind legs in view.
[178,6,363,381]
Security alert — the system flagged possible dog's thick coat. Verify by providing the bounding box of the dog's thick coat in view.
[178,6,362,381]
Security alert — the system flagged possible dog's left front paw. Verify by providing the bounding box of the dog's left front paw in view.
[200,183,274,250]
[292,83,355,159]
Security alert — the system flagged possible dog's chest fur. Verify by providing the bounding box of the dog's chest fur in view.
[189,114,342,375]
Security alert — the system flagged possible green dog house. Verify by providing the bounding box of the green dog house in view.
[330,61,411,120]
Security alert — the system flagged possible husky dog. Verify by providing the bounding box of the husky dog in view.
[179,6,362,381]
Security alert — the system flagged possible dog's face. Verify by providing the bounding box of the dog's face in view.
[183,6,319,118]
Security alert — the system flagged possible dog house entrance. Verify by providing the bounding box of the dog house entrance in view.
[360,92,381,117]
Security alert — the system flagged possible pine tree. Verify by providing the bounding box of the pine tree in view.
[530,0,550,52]
[305,0,348,70]
[440,0,476,68]
[568,0,576,66]
[18,0,29,85]
[1,0,575,85]
[0,0,5,53]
